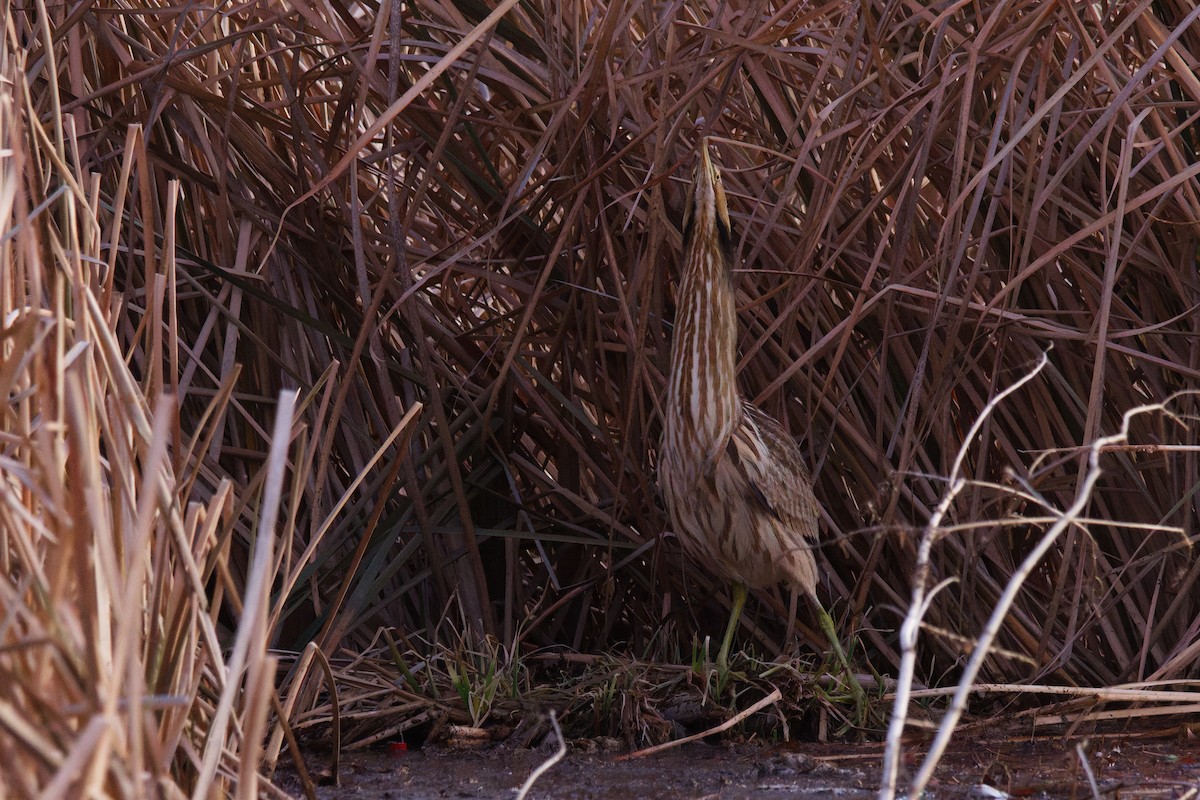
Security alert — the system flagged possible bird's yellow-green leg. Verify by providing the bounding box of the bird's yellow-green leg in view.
[814,603,868,724]
[716,581,748,686]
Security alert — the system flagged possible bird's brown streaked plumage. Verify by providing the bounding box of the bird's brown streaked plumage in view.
[659,140,828,678]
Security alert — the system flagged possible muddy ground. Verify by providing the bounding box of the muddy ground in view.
[277,729,1199,799]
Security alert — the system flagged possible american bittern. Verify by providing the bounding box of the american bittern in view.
[659,140,859,693]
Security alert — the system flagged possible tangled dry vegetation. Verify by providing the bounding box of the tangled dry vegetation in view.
[3,0,1200,795]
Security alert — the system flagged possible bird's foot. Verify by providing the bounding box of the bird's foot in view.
[841,667,871,730]
[815,607,880,733]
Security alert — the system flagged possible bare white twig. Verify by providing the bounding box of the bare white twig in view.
[1075,742,1102,800]
[905,398,1169,795]
[515,711,566,800]
[878,352,1049,800]
[878,383,1196,800]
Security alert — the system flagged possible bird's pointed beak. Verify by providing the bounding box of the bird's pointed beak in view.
[697,138,716,188]
[693,138,730,236]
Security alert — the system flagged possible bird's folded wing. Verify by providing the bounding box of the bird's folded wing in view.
[735,403,820,540]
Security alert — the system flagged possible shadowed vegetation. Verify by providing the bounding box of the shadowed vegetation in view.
[3,0,1200,793]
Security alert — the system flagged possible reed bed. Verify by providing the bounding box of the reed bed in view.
[0,47,307,798]
[3,0,1200,794]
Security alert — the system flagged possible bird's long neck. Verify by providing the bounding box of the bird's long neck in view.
[666,212,741,462]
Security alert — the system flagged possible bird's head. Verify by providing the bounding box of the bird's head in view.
[682,139,734,264]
